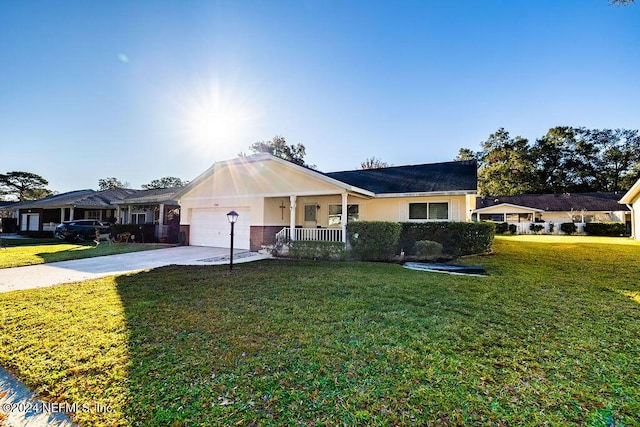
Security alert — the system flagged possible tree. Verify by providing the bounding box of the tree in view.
[98,177,129,190]
[610,0,635,5]
[359,157,391,169]
[457,126,640,195]
[475,128,535,196]
[455,148,481,163]
[142,177,189,189]
[530,126,583,193]
[587,128,640,192]
[244,135,315,168]
[0,171,53,201]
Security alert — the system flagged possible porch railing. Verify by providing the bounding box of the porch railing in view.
[275,227,343,242]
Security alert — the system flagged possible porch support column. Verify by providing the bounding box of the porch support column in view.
[116,206,121,223]
[159,203,165,226]
[341,192,348,243]
[289,195,297,241]
[60,208,65,222]
[127,206,132,224]
[158,203,165,240]
[69,207,74,221]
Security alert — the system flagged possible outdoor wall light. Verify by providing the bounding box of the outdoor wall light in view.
[227,210,239,271]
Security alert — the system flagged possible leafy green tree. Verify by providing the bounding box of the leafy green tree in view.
[142,177,188,189]
[530,126,582,193]
[359,157,391,169]
[610,0,635,5]
[588,128,640,192]
[476,128,535,196]
[455,148,481,163]
[459,126,640,195]
[0,171,53,201]
[245,135,315,168]
[98,177,129,190]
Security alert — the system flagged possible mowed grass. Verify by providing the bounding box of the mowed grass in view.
[0,242,169,268]
[0,236,639,426]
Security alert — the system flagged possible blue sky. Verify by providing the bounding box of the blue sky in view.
[1,1,639,193]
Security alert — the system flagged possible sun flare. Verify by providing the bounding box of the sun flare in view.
[178,79,262,157]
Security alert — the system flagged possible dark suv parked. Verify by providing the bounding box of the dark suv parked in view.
[54,220,111,242]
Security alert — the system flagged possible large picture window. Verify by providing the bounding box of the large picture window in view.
[328,204,359,226]
[409,202,449,220]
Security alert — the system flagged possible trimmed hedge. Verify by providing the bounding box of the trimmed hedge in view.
[288,241,346,260]
[398,222,495,256]
[560,222,577,235]
[495,222,509,234]
[346,221,402,261]
[414,240,443,260]
[584,222,627,237]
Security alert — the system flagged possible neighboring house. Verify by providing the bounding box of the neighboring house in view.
[473,193,630,234]
[12,189,137,234]
[0,201,18,233]
[176,154,477,250]
[620,179,640,239]
[113,187,181,242]
[11,187,181,241]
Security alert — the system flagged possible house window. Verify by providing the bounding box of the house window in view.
[328,204,359,226]
[480,213,506,222]
[409,202,449,220]
[86,211,101,220]
[505,213,533,222]
[132,213,146,224]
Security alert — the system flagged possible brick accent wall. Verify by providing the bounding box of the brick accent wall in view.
[250,225,285,251]
[179,224,190,246]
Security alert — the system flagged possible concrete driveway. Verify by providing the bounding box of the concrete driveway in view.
[0,246,270,293]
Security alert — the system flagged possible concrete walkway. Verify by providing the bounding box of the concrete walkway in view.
[0,246,270,294]
[1,366,76,426]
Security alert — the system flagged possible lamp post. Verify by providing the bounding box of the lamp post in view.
[227,210,239,271]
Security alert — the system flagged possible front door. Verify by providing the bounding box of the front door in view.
[304,204,318,227]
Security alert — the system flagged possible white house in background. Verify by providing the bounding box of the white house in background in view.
[620,179,640,239]
[175,154,478,251]
[473,193,630,234]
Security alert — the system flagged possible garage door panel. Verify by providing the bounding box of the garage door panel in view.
[190,208,250,249]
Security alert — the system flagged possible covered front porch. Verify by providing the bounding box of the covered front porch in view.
[258,191,367,248]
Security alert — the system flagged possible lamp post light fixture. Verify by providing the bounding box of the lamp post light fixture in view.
[227,210,239,271]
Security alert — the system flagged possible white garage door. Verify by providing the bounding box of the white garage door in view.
[189,208,251,249]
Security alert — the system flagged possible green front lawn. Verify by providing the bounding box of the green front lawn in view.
[0,243,169,268]
[0,236,639,426]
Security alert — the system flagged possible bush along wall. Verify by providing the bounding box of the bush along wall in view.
[560,222,577,235]
[398,221,496,257]
[288,241,346,260]
[584,222,628,237]
[346,221,402,261]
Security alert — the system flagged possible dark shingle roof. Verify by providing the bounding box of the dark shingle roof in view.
[325,160,477,194]
[476,193,628,212]
[117,187,181,205]
[13,189,138,209]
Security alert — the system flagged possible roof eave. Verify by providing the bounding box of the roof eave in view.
[473,203,546,213]
[175,154,376,200]
[620,179,640,204]
[374,190,477,198]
